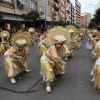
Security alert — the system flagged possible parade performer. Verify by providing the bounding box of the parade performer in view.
[63,44,73,60]
[60,26,73,60]
[3,31,31,84]
[40,26,70,93]
[38,30,49,55]
[28,27,35,45]
[92,39,100,58]
[90,57,100,92]
[0,31,11,55]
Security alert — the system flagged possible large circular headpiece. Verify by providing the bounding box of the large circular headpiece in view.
[28,28,34,33]
[66,25,77,33]
[0,30,10,38]
[11,30,31,47]
[92,29,98,33]
[46,26,71,46]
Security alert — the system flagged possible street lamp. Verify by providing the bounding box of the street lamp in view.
[89,4,96,28]
[89,4,96,11]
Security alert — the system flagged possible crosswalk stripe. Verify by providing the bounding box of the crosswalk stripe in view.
[86,42,93,49]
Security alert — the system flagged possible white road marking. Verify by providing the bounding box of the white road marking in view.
[86,42,93,49]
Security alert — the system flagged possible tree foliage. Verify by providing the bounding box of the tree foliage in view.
[88,18,95,28]
[52,20,71,27]
[88,8,100,28]
[21,11,40,22]
[94,8,100,25]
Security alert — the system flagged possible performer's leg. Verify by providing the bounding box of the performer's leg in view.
[46,81,51,93]
[10,77,16,84]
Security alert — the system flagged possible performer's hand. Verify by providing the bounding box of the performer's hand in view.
[60,60,66,65]
[62,61,66,65]
[17,56,23,59]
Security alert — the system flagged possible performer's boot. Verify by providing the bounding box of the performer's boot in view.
[65,57,68,60]
[25,69,31,72]
[46,81,51,93]
[10,77,16,84]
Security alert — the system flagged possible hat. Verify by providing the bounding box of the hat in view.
[0,30,10,38]
[28,28,34,33]
[11,30,31,47]
[46,26,71,46]
[66,25,77,33]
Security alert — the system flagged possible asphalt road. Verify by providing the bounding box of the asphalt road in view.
[0,34,100,100]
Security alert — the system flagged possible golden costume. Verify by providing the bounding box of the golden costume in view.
[90,57,100,92]
[28,27,35,45]
[38,39,48,55]
[3,31,31,84]
[0,31,11,55]
[63,44,73,60]
[38,30,49,55]
[40,26,70,92]
[92,41,100,58]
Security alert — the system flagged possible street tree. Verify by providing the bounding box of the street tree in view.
[21,11,40,26]
[94,8,100,25]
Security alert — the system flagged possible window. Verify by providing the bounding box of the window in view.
[30,0,36,11]
[40,6,44,15]
[48,10,50,16]
[40,6,44,12]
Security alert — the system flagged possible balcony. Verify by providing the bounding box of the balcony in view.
[52,2,58,9]
[54,0,58,3]
[53,16,59,21]
[0,0,14,8]
[40,11,44,15]
[52,11,56,16]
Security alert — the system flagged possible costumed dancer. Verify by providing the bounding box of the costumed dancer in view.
[40,26,70,93]
[0,31,11,55]
[90,57,100,93]
[92,39,100,58]
[63,44,73,60]
[3,31,31,84]
[28,27,35,45]
[62,26,74,60]
[38,30,49,55]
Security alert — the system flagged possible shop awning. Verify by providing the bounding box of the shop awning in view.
[18,0,27,6]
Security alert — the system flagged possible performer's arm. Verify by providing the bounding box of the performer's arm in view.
[49,47,61,63]
[9,48,17,58]
[49,47,66,65]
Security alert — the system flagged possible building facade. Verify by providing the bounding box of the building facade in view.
[75,0,81,26]
[51,0,66,21]
[80,12,91,27]
[0,0,34,29]
[66,0,71,23]
[71,3,74,24]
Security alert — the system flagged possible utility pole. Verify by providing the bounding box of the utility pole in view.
[44,0,46,28]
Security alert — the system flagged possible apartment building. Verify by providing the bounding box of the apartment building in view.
[34,0,52,28]
[71,3,74,24]
[80,12,91,27]
[80,13,86,27]
[58,0,66,21]
[85,12,91,27]
[51,0,66,21]
[0,0,36,29]
[75,0,81,26]
[66,0,71,23]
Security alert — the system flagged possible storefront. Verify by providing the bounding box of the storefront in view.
[1,13,34,30]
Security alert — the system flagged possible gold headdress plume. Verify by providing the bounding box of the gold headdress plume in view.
[66,25,77,33]
[11,30,31,47]
[46,26,71,46]
[0,31,10,38]
[28,28,34,33]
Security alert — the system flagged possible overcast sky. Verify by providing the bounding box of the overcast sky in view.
[71,0,99,17]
